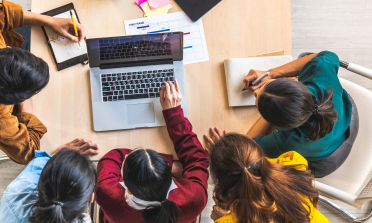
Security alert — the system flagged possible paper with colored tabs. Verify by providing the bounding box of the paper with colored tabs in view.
[147,0,170,10]
[136,0,147,10]
[140,1,172,17]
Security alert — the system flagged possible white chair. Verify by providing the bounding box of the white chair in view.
[313,62,372,222]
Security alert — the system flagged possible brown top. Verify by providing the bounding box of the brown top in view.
[0,0,47,164]
[0,0,24,48]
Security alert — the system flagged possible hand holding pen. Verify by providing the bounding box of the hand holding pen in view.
[242,70,271,91]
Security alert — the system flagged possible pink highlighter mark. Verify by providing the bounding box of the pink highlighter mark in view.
[184,32,190,35]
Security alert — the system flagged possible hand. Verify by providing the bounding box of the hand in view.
[211,205,231,221]
[52,138,99,157]
[160,80,182,110]
[17,98,33,114]
[47,17,85,43]
[243,69,272,91]
[203,127,227,154]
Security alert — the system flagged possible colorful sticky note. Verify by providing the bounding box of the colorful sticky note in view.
[147,0,170,10]
[140,1,172,17]
[136,0,147,10]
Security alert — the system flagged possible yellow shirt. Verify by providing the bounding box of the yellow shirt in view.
[215,151,330,223]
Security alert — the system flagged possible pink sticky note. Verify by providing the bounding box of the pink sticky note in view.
[136,0,148,9]
[147,0,170,10]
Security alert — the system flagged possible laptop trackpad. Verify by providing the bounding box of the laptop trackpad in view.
[126,103,155,125]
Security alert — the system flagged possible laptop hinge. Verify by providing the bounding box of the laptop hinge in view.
[99,58,173,69]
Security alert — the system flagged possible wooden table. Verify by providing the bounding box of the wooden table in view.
[30,0,292,160]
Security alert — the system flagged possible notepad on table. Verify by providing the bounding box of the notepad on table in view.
[43,9,87,64]
[224,55,293,107]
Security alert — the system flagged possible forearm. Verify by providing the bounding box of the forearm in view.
[247,116,275,138]
[23,10,53,27]
[269,53,319,79]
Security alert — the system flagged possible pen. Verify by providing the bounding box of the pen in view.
[70,10,80,47]
[242,72,270,91]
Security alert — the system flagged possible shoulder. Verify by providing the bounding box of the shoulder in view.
[266,151,308,170]
[215,214,236,223]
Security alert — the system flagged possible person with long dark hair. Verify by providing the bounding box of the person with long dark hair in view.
[209,51,356,178]
[206,132,329,223]
[96,81,209,223]
[0,138,98,223]
[0,0,86,164]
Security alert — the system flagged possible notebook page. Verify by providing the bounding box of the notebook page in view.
[224,55,293,107]
[44,9,87,64]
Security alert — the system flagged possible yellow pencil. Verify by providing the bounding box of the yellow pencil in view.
[70,10,80,46]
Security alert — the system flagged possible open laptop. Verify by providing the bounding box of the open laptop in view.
[86,32,188,131]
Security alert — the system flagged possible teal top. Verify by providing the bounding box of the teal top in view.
[253,51,352,161]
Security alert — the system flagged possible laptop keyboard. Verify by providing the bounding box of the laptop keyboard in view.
[101,69,175,102]
[99,39,172,61]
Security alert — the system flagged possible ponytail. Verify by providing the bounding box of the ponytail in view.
[210,134,319,223]
[258,78,337,141]
[305,88,337,140]
[29,149,97,223]
[143,200,179,223]
[30,202,66,223]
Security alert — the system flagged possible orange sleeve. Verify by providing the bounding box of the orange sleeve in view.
[0,106,47,165]
[1,0,24,32]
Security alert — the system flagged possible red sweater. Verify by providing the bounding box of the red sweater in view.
[96,106,209,223]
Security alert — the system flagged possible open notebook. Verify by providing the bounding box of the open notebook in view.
[224,52,293,107]
[43,9,87,64]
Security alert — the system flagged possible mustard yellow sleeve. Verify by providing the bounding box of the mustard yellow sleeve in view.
[215,214,236,223]
[0,108,47,165]
[266,151,308,171]
[1,0,24,32]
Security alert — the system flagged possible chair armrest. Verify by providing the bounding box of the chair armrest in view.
[314,181,367,209]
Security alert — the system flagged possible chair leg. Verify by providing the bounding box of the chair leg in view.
[319,195,372,222]
[0,155,10,161]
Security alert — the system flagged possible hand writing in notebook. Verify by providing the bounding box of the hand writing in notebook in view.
[243,69,272,91]
[48,17,85,43]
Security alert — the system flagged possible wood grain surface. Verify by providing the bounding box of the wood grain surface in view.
[30,0,292,160]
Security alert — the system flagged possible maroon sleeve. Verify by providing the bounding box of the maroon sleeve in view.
[162,106,209,216]
[96,149,129,217]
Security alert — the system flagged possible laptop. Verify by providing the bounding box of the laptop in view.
[86,32,188,131]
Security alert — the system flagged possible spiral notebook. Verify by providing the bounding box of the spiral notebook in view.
[41,3,88,71]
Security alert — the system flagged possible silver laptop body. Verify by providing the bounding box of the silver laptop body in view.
[87,32,188,131]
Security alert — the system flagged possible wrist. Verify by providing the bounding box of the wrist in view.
[268,68,282,79]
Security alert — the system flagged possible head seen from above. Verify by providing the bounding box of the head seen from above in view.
[0,48,49,105]
[122,148,179,223]
[255,78,337,141]
[209,133,319,223]
[29,148,97,223]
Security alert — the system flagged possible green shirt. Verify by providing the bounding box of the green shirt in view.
[253,51,352,161]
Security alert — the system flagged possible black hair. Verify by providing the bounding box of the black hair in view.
[123,148,179,223]
[0,47,49,105]
[29,149,97,223]
[257,78,337,141]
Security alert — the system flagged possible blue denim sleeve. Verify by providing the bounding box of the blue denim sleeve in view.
[0,151,51,223]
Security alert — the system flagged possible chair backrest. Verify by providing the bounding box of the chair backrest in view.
[316,78,372,195]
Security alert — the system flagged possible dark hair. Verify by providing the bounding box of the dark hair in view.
[210,133,319,223]
[123,148,179,223]
[257,78,337,140]
[0,48,49,105]
[29,149,97,223]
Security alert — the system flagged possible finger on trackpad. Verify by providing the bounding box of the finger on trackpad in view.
[126,103,155,125]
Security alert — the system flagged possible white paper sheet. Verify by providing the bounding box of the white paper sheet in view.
[44,10,87,64]
[124,12,209,65]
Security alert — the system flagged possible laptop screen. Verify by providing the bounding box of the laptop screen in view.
[87,32,183,68]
